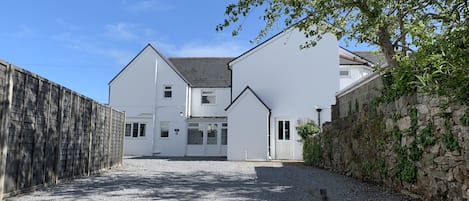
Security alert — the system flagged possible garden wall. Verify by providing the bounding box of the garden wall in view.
[0,60,125,199]
[311,73,469,200]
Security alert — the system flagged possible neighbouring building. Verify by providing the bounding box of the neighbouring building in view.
[109,27,376,160]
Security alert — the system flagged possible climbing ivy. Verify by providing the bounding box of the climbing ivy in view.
[460,109,469,126]
[442,116,458,151]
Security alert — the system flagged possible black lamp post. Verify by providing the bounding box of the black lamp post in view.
[316,108,322,128]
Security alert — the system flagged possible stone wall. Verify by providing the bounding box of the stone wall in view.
[314,75,469,200]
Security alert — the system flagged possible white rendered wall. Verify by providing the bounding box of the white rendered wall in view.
[227,91,269,161]
[230,28,339,160]
[190,88,230,117]
[109,45,157,156]
[339,65,372,90]
[153,56,189,156]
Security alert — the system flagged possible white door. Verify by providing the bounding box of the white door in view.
[276,120,292,159]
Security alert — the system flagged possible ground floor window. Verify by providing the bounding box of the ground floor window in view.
[125,122,146,138]
[160,121,170,138]
[188,123,203,144]
[221,123,228,145]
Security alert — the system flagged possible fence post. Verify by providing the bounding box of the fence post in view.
[108,107,112,169]
[87,102,93,176]
[0,63,13,200]
[54,87,64,184]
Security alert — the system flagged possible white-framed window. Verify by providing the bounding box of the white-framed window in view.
[278,120,290,140]
[160,121,170,138]
[340,70,350,77]
[201,90,216,104]
[163,85,172,98]
[221,123,228,145]
[125,122,146,138]
[207,123,218,145]
[187,123,203,144]
[125,124,131,137]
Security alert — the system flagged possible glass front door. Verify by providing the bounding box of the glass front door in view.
[186,122,227,156]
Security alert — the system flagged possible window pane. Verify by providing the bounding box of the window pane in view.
[188,128,203,144]
[201,91,216,104]
[188,123,199,127]
[164,91,172,98]
[164,86,172,98]
[278,121,283,140]
[207,124,218,145]
[132,123,138,137]
[139,124,146,137]
[221,128,227,145]
[125,124,131,136]
[285,121,290,140]
[160,122,169,138]
[340,70,350,76]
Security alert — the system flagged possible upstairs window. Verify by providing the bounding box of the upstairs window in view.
[201,90,216,104]
[164,86,172,98]
[340,70,350,77]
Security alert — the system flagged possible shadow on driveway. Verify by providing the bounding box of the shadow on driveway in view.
[11,159,418,201]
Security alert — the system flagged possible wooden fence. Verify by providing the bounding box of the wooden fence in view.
[0,60,125,199]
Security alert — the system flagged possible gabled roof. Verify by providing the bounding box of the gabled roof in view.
[225,86,271,111]
[108,43,189,85]
[169,57,233,88]
[228,27,295,69]
[353,51,387,66]
[339,46,374,66]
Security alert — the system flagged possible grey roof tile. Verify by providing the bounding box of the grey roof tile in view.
[169,57,233,88]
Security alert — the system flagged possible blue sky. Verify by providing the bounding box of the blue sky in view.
[0,0,373,103]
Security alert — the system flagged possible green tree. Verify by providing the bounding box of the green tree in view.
[216,0,468,68]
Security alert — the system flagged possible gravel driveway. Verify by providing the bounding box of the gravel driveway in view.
[11,157,418,201]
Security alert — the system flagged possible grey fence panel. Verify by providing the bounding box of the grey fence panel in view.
[0,61,124,198]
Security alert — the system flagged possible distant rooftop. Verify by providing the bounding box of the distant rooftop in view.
[169,57,234,88]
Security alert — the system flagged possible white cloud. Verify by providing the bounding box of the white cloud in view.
[13,24,34,38]
[122,0,173,13]
[167,40,249,57]
[52,32,134,66]
[103,23,140,41]
[56,19,80,31]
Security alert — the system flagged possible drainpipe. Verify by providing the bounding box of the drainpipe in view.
[268,111,271,160]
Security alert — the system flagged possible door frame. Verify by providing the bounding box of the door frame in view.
[275,118,292,159]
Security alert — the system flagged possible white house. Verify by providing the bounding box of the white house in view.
[338,48,374,90]
[226,28,339,160]
[108,27,377,160]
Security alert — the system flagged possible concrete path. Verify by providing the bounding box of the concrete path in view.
[10,157,418,201]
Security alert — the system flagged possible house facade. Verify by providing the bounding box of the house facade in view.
[109,28,376,160]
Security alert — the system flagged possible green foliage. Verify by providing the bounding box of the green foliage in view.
[297,120,322,165]
[219,0,469,106]
[409,108,418,134]
[442,117,459,151]
[376,159,388,177]
[348,100,353,116]
[417,121,438,147]
[355,99,360,113]
[460,109,469,126]
[296,120,321,140]
[303,137,322,165]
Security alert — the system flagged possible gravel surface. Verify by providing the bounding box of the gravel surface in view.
[10,157,419,201]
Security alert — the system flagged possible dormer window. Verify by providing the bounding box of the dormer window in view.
[164,85,172,98]
[201,90,216,104]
